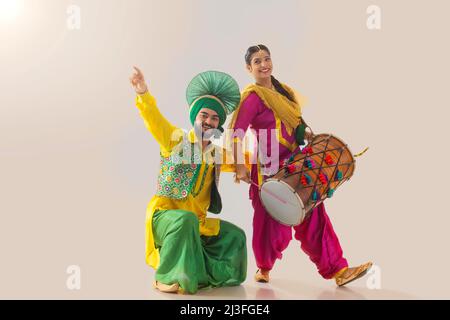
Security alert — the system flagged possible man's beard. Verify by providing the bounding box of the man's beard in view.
[194,122,217,141]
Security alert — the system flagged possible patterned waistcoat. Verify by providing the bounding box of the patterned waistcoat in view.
[155,135,222,214]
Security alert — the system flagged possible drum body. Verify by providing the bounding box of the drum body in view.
[259,134,355,226]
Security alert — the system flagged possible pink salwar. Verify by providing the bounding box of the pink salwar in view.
[233,92,348,279]
[251,186,348,279]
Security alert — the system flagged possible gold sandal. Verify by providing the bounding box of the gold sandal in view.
[334,262,373,287]
[152,280,180,293]
[254,269,270,283]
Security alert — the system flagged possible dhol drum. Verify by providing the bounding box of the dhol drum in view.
[259,133,359,226]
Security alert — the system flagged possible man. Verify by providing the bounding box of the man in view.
[129,67,246,294]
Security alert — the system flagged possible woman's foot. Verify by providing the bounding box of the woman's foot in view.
[152,280,180,293]
[334,262,373,287]
[255,269,270,283]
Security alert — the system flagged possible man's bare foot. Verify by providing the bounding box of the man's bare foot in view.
[152,280,180,293]
[334,262,373,287]
[255,269,270,283]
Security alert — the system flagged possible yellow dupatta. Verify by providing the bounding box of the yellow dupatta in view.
[228,82,306,135]
[227,82,307,186]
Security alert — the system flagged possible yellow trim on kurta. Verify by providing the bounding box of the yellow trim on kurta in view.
[256,159,263,186]
[136,91,227,269]
[274,116,299,152]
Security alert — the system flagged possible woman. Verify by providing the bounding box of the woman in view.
[229,45,372,286]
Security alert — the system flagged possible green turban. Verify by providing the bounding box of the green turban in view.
[187,71,240,133]
[189,96,227,132]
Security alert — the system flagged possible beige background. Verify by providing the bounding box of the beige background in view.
[0,0,449,299]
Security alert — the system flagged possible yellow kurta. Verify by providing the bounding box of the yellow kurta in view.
[135,91,236,269]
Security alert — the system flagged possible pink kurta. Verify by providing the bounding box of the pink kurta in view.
[232,92,348,279]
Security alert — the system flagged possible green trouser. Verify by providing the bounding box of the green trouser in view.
[152,209,247,294]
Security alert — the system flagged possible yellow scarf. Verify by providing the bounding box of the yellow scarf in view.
[229,83,305,135]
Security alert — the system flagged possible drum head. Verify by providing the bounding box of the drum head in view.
[259,179,306,226]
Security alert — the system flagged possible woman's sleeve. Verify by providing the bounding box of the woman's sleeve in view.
[230,92,261,142]
[135,91,183,154]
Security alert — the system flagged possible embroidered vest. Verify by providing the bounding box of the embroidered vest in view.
[155,135,222,214]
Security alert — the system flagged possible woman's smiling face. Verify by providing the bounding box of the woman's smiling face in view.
[246,49,273,81]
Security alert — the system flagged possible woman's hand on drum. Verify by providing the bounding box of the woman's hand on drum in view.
[130,66,148,95]
[235,164,251,184]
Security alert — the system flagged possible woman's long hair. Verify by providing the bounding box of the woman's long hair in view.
[245,45,295,102]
